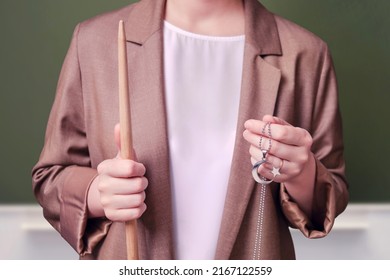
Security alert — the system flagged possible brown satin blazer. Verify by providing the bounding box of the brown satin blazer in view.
[32,0,348,260]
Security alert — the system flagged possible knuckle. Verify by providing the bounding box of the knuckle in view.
[141,204,147,216]
[268,155,276,166]
[297,153,309,164]
[129,209,140,220]
[306,136,313,148]
[104,209,114,220]
[302,129,313,147]
[97,161,106,174]
[97,180,107,193]
[99,195,110,207]
[142,177,149,189]
[97,165,102,174]
[270,141,279,154]
[277,128,288,141]
[99,176,115,192]
[125,160,136,176]
[140,163,147,176]
[134,193,145,206]
[132,177,144,192]
[133,204,147,219]
[134,177,148,192]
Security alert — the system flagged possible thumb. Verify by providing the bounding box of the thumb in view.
[263,115,292,127]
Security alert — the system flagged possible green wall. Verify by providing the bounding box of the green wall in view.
[261,0,390,202]
[0,0,389,203]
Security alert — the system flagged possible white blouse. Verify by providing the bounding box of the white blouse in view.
[163,21,245,259]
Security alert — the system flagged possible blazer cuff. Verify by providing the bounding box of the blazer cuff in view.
[60,166,112,256]
[280,158,337,238]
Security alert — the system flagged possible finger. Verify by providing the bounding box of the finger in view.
[98,158,146,178]
[245,119,292,141]
[262,115,293,126]
[244,119,268,135]
[262,154,303,180]
[244,119,312,147]
[271,125,312,147]
[249,145,290,174]
[245,131,302,161]
[250,144,309,180]
[101,192,146,209]
[105,203,147,222]
[262,154,285,170]
[98,176,148,194]
[244,120,313,147]
[251,156,289,183]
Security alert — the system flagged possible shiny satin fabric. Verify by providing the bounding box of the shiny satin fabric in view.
[32,0,348,260]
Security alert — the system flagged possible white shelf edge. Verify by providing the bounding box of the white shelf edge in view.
[20,223,54,232]
[332,222,369,231]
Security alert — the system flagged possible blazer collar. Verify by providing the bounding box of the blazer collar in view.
[125,0,282,56]
[125,0,166,45]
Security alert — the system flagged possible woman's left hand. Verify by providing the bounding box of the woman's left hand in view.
[243,115,315,184]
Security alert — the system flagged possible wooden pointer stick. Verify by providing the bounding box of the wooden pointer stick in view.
[118,20,139,260]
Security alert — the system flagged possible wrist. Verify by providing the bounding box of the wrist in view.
[86,175,105,218]
[288,152,316,187]
[283,152,316,217]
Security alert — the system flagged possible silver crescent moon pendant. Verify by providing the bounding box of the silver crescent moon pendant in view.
[252,160,274,185]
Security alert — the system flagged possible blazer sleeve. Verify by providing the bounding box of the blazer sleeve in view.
[32,24,112,256]
[279,44,349,238]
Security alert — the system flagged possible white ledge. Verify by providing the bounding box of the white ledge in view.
[21,222,54,232]
[1,203,389,233]
[332,222,369,231]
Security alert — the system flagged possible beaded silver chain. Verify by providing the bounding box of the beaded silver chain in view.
[259,122,272,156]
[253,122,272,260]
[253,184,266,260]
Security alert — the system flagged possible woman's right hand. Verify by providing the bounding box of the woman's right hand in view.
[87,124,148,222]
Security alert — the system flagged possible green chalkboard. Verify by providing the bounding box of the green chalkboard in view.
[0,0,137,203]
[0,0,389,203]
[261,0,390,202]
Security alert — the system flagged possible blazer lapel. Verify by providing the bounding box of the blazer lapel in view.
[122,0,283,260]
[124,0,174,259]
[215,0,282,259]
